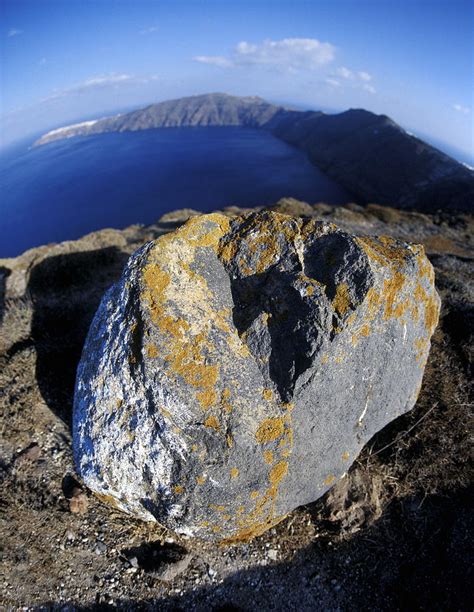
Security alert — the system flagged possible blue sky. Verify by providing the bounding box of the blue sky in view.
[1,0,473,161]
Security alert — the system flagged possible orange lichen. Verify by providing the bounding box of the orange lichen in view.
[230,467,239,479]
[204,415,220,432]
[352,323,370,346]
[382,271,408,320]
[342,451,350,461]
[196,388,219,409]
[262,388,273,401]
[255,418,285,443]
[173,485,184,495]
[219,515,286,545]
[324,475,336,486]
[333,282,351,316]
[263,450,274,465]
[196,475,206,485]
[146,344,159,358]
[269,461,288,486]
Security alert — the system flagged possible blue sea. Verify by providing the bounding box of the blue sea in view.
[0,127,350,257]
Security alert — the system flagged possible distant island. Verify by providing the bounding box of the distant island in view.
[34,93,474,212]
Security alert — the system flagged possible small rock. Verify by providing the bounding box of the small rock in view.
[154,553,193,582]
[69,488,88,514]
[268,549,278,561]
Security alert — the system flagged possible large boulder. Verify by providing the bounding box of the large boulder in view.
[73,211,440,542]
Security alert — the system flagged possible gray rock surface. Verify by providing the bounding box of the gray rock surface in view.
[73,210,440,542]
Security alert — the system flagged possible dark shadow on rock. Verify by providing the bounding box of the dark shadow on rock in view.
[229,269,322,402]
[0,265,11,326]
[28,247,129,426]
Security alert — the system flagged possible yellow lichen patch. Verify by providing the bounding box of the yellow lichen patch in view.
[250,491,260,499]
[347,312,357,326]
[191,444,199,452]
[230,467,239,479]
[333,282,351,316]
[196,388,218,410]
[173,485,184,495]
[178,213,231,250]
[351,323,370,346]
[116,399,123,409]
[382,271,408,320]
[306,285,314,296]
[414,336,430,362]
[209,504,226,512]
[342,451,350,461]
[262,388,273,401]
[94,492,123,510]
[321,354,329,365]
[413,282,439,333]
[146,344,159,358]
[162,408,174,424]
[269,461,288,486]
[220,388,233,413]
[416,248,435,282]
[196,475,206,485]
[357,236,412,270]
[223,514,232,521]
[255,418,285,444]
[263,450,274,465]
[324,475,336,486]
[219,515,287,545]
[226,434,234,448]
[204,415,220,432]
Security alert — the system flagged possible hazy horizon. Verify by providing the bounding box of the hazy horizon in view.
[1,0,472,161]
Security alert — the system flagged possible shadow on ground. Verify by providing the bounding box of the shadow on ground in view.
[28,247,129,424]
[37,488,472,611]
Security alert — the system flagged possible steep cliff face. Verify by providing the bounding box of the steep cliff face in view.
[33,93,474,213]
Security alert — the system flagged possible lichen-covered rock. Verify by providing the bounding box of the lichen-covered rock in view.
[73,211,440,542]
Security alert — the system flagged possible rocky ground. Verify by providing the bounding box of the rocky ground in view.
[1,199,472,610]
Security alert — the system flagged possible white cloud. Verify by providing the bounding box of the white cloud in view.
[328,66,375,93]
[336,66,353,79]
[192,55,233,68]
[194,37,336,72]
[453,103,470,115]
[334,66,373,82]
[325,77,341,88]
[40,73,160,103]
[139,26,158,35]
[7,28,23,38]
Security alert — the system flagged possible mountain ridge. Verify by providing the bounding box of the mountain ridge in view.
[33,93,474,213]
